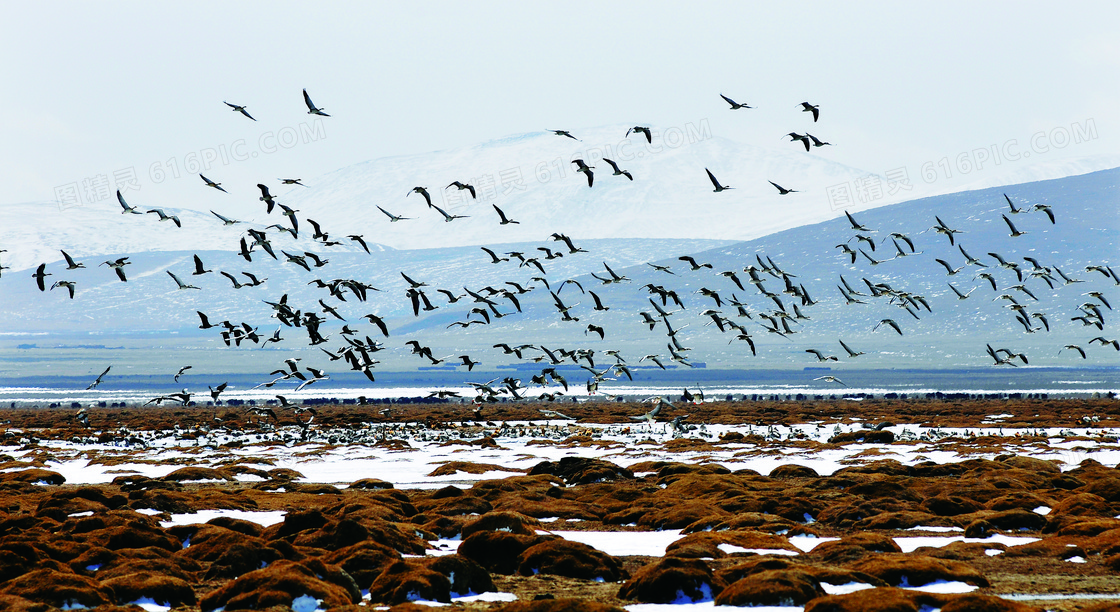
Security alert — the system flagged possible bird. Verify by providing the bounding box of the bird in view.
[210,210,241,226]
[100,257,130,282]
[493,204,519,225]
[679,255,713,271]
[813,375,846,386]
[60,250,85,270]
[86,365,111,390]
[948,283,975,300]
[839,339,865,358]
[874,318,902,335]
[800,101,820,122]
[192,254,212,275]
[147,208,181,228]
[408,186,433,207]
[446,181,477,199]
[279,178,306,186]
[167,270,200,290]
[585,324,605,339]
[705,168,731,192]
[844,210,873,232]
[807,134,831,148]
[117,190,142,214]
[551,130,579,140]
[805,349,838,362]
[786,132,811,151]
[377,206,410,222]
[50,280,76,299]
[589,291,610,311]
[458,355,480,371]
[209,382,228,401]
[303,88,330,116]
[432,204,468,222]
[1031,203,1056,224]
[935,258,965,276]
[1001,214,1027,237]
[1004,193,1024,214]
[257,184,277,213]
[626,126,653,143]
[223,101,256,121]
[572,159,594,187]
[200,174,228,193]
[720,94,751,110]
[603,158,633,180]
[1060,345,1087,359]
[768,181,798,195]
[174,366,192,382]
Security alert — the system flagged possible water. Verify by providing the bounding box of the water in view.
[1,366,1116,407]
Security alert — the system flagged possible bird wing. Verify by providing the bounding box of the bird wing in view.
[303,88,315,111]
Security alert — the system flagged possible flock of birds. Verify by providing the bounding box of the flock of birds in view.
[5,87,1118,424]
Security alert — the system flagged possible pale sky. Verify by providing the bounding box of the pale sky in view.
[2,1,1117,212]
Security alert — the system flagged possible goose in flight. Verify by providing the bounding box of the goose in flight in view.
[1060,345,1087,359]
[200,174,228,193]
[493,204,519,225]
[805,349,838,362]
[256,183,277,213]
[935,258,964,276]
[706,168,731,192]
[117,190,143,214]
[210,210,241,226]
[720,94,751,109]
[787,132,811,151]
[839,339,865,357]
[1089,337,1120,351]
[958,245,986,267]
[303,88,330,116]
[446,181,477,199]
[807,134,831,148]
[432,203,468,222]
[167,270,200,290]
[1001,214,1027,237]
[551,130,579,140]
[603,158,633,180]
[813,375,846,386]
[60,250,85,270]
[626,126,653,143]
[224,101,256,121]
[800,101,820,122]
[873,318,902,335]
[192,254,212,276]
[408,186,433,207]
[86,365,111,390]
[768,181,798,195]
[147,208,181,228]
[1004,193,1024,214]
[646,262,674,275]
[279,178,306,186]
[458,355,480,371]
[572,159,594,187]
[51,280,76,299]
[948,283,975,300]
[209,382,228,401]
[679,255,713,270]
[100,257,130,282]
[844,210,873,232]
[377,205,409,222]
[174,365,192,382]
[1031,203,1056,224]
[925,216,964,245]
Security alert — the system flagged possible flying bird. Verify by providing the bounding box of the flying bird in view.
[432,203,468,222]
[223,101,256,121]
[303,88,330,116]
[86,365,111,390]
[800,101,820,122]
[768,181,798,195]
[493,204,519,225]
[1001,214,1027,237]
[147,209,181,228]
[377,206,410,222]
[200,174,228,193]
[167,270,200,290]
[174,365,192,382]
[720,94,751,110]
[706,168,731,192]
[551,130,579,140]
[603,158,633,180]
[117,190,142,214]
[626,126,653,143]
[50,280,76,299]
[572,159,594,187]
[60,250,85,270]
[446,181,477,199]
[192,254,212,276]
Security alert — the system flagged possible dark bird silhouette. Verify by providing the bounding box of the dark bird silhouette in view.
[147,208,181,228]
[1004,193,1024,214]
[800,101,820,122]
[303,88,330,116]
[706,168,731,192]
[1001,214,1027,237]
[117,190,142,214]
[768,181,798,195]
[720,94,751,109]
[408,186,433,207]
[51,280,76,299]
[257,184,276,213]
[493,204,519,225]
[572,159,594,187]
[603,158,633,180]
[192,254,212,275]
[223,101,256,121]
[551,130,579,140]
[61,250,85,270]
[200,174,228,193]
[447,181,477,199]
[626,126,653,143]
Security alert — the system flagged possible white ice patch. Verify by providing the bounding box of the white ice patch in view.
[128,598,171,612]
[893,534,1039,553]
[291,594,324,612]
[901,579,978,594]
[820,582,875,595]
[539,530,683,557]
[158,509,287,528]
[789,534,840,552]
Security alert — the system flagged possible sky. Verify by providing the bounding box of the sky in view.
[1,1,1117,213]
